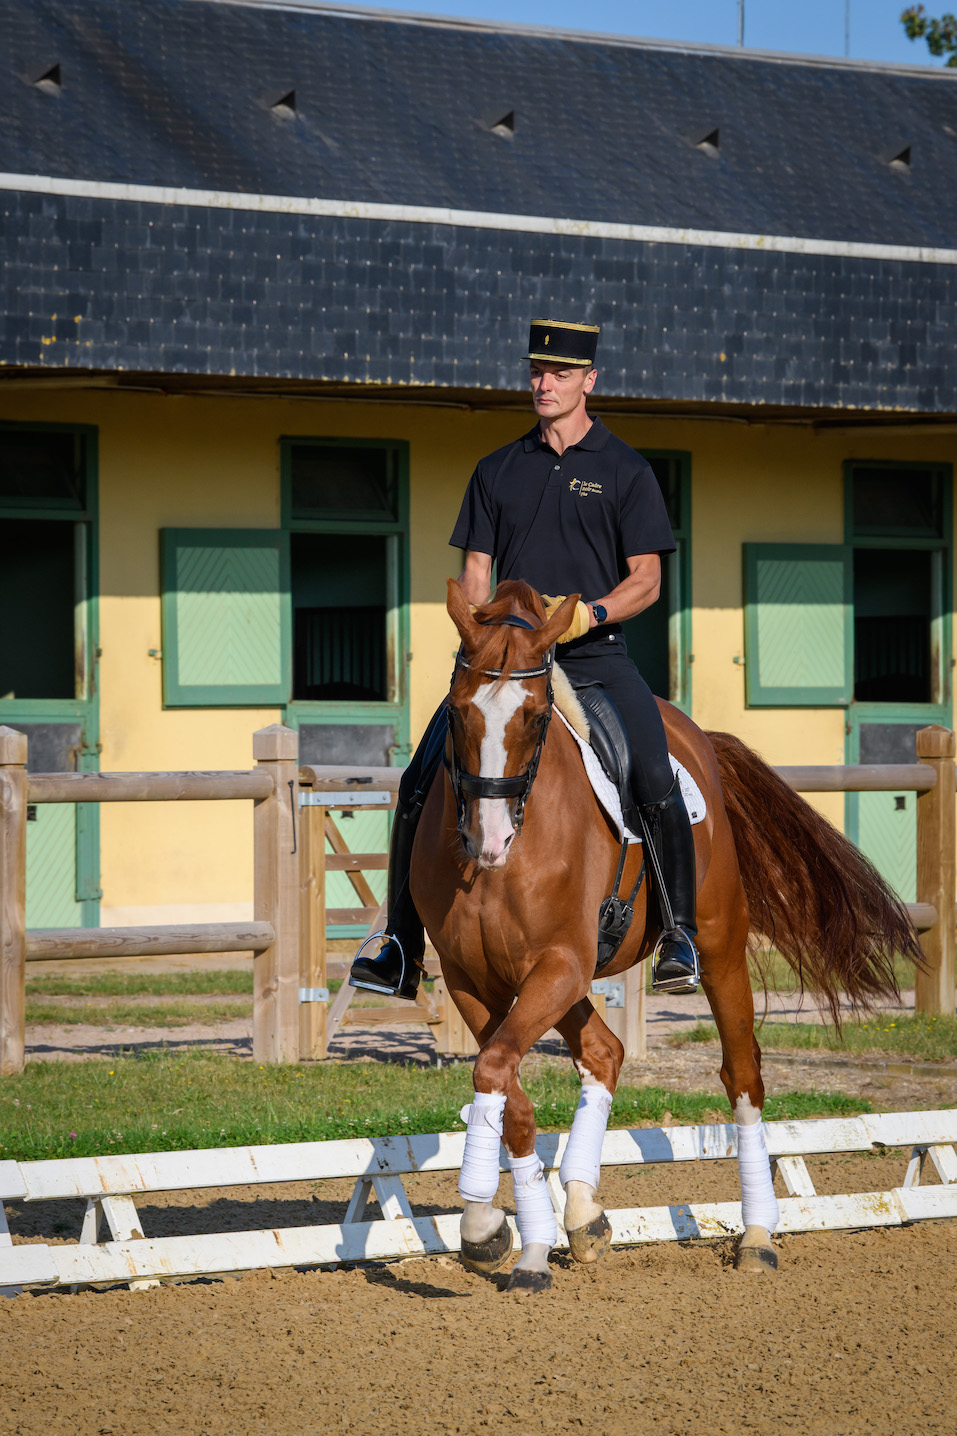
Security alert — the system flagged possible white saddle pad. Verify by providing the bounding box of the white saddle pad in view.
[556,709,707,844]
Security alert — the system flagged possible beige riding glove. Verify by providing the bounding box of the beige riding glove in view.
[541,594,592,643]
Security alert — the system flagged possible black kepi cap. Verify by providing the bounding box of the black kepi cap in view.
[524,318,599,367]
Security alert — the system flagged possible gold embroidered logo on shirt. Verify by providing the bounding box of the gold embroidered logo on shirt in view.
[569,478,602,498]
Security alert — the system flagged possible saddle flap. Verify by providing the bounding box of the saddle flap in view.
[573,685,642,836]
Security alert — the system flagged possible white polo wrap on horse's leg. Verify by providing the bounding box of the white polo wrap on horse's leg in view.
[458,1092,506,1203]
[559,1083,613,1190]
[734,1101,780,1234]
[509,1152,557,1249]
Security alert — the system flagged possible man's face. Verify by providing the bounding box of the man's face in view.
[529,360,597,421]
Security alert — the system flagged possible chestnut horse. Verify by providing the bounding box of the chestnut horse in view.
[413,580,920,1291]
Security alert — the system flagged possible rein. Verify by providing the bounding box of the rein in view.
[446,614,556,835]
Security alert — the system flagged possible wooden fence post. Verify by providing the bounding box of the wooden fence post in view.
[253,725,300,1063]
[602,963,646,1062]
[298,789,327,1061]
[0,727,28,1077]
[915,725,956,1017]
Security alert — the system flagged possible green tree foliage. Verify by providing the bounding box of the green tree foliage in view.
[901,5,957,65]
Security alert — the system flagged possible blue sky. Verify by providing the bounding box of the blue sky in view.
[359,0,942,66]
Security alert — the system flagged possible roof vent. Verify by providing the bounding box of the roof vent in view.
[29,62,62,94]
[482,108,515,140]
[886,144,911,171]
[267,89,297,119]
[694,127,720,155]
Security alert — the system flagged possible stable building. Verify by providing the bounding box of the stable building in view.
[1,0,956,931]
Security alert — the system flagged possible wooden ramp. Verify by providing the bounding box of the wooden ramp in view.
[2,1111,955,1294]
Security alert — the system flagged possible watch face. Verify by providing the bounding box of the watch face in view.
[593,603,607,625]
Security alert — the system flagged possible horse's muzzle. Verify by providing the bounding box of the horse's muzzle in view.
[461,815,515,869]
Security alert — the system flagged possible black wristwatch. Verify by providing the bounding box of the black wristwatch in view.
[590,602,608,626]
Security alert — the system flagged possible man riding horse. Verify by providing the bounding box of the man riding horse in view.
[350,318,699,1002]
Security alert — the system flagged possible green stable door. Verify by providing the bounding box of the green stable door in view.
[0,425,101,927]
[160,439,410,937]
[743,463,952,904]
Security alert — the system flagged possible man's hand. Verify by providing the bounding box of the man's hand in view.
[542,594,591,643]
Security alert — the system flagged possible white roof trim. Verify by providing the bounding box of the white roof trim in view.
[3,171,956,267]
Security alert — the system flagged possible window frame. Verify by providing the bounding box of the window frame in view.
[843,459,953,716]
[280,437,411,763]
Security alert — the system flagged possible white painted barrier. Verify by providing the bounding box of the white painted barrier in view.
[2,1110,955,1294]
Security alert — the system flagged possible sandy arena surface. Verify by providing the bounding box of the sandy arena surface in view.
[4,964,957,1434]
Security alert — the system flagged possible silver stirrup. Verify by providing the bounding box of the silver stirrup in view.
[349,929,407,995]
[651,928,700,994]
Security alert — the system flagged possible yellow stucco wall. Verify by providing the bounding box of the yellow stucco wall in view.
[1,386,954,919]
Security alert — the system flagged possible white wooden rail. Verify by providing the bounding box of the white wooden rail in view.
[2,1110,954,1295]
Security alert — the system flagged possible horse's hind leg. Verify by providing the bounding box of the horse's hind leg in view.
[554,999,625,1265]
[700,909,779,1274]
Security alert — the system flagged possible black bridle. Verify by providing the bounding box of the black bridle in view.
[446,615,556,836]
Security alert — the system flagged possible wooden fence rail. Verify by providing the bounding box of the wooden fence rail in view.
[300,723,957,1062]
[1,723,955,1077]
[0,723,300,1076]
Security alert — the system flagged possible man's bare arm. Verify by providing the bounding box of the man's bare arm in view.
[458,550,493,606]
[588,553,661,627]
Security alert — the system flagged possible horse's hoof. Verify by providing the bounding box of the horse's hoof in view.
[735,1242,778,1275]
[461,1219,513,1275]
[566,1211,612,1264]
[506,1267,552,1295]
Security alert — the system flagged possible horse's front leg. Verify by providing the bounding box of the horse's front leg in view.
[445,978,516,1275]
[464,953,590,1294]
[554,998,624,1264]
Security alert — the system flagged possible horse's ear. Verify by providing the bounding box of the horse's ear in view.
[447,578,484,647]
[538,593,582,649]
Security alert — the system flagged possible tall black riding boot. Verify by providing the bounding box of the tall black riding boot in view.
[348,707,447,1001]
[349,808,425,1000]
[641,774,700,994]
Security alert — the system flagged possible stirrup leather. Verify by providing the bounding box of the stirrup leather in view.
[651,927,700,994]
[350,929,407,995]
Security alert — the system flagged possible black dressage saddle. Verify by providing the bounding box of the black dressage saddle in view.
[571,683,647,973]
[572,683,641,836]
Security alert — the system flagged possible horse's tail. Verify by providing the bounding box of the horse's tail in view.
[707,729,924,1024]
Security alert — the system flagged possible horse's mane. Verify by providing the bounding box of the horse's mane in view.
[456,581,547,698]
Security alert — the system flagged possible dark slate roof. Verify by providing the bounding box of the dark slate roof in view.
[3,0,957,247]
[2,0,957,412]
[4,187,956,413]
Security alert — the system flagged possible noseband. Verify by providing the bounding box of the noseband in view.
[446,615,556,835]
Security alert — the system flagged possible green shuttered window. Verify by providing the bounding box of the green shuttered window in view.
[161,529,290,706]
[743,543,853,706]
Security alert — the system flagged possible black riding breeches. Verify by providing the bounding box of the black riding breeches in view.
[397,701,449,812]
[557,633,674,805]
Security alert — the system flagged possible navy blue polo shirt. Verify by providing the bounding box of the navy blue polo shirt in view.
[449,416,676,607]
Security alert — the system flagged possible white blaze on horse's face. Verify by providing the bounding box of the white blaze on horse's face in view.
[471,678,529,868]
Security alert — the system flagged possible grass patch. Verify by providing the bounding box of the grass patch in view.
[0,1052,870,1162]
[26,970,254,998]
[672,1014,957,1062]
[746,948,919,996]
[25,1000,251,1029]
